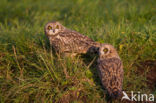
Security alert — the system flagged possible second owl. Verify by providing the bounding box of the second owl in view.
[97,43,124,99]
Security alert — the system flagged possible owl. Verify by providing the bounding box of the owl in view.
[97,43,124,99]
[44,21,99,56]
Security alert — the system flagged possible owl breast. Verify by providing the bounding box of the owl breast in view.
[97,57,123,98]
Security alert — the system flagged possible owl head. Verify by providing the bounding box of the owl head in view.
[44,21,65,36]
[98,44,119,59]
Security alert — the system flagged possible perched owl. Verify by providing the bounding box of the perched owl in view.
[44,21,99,56]
[97,44,124,99]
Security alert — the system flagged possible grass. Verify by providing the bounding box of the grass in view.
[0,0,156,102]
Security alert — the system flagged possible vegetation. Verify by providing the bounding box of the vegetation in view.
[0,0,156,102]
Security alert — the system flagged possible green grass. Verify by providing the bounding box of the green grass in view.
[0,0,156,102]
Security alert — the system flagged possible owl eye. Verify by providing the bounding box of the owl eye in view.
[48,26,52,30]
[56,25,59,29]
[103,48,108,53]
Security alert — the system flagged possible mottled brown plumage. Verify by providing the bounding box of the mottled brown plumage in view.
[97,44,124,99]
[44,21,99,56]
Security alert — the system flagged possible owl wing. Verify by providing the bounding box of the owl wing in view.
[56,30,98,53]
[97,57,123,98]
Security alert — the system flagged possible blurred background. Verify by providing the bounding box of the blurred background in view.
[0,0,156,102]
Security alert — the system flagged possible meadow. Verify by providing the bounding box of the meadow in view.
[0,0,156,102]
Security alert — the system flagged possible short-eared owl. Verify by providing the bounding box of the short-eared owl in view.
[44,21,99,56]
[97,44,123,99]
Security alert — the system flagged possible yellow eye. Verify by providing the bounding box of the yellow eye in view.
[56,25,59,29]
[48,26,52,30]
[103,48,108,53]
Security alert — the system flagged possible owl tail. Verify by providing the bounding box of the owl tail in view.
[110,88,122,99]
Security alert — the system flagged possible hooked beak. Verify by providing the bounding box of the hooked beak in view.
[48,29,55,35]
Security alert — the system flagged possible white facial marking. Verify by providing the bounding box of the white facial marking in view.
[55,29,59,33]
[49,30,55,35]
[101,49,105,55]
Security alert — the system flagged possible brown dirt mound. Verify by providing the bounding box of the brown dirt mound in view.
[136,60,156,90]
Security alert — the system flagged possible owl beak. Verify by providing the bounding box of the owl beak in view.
[49,29,55,35]
[49,29,55,33]
[53,29,55,33]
